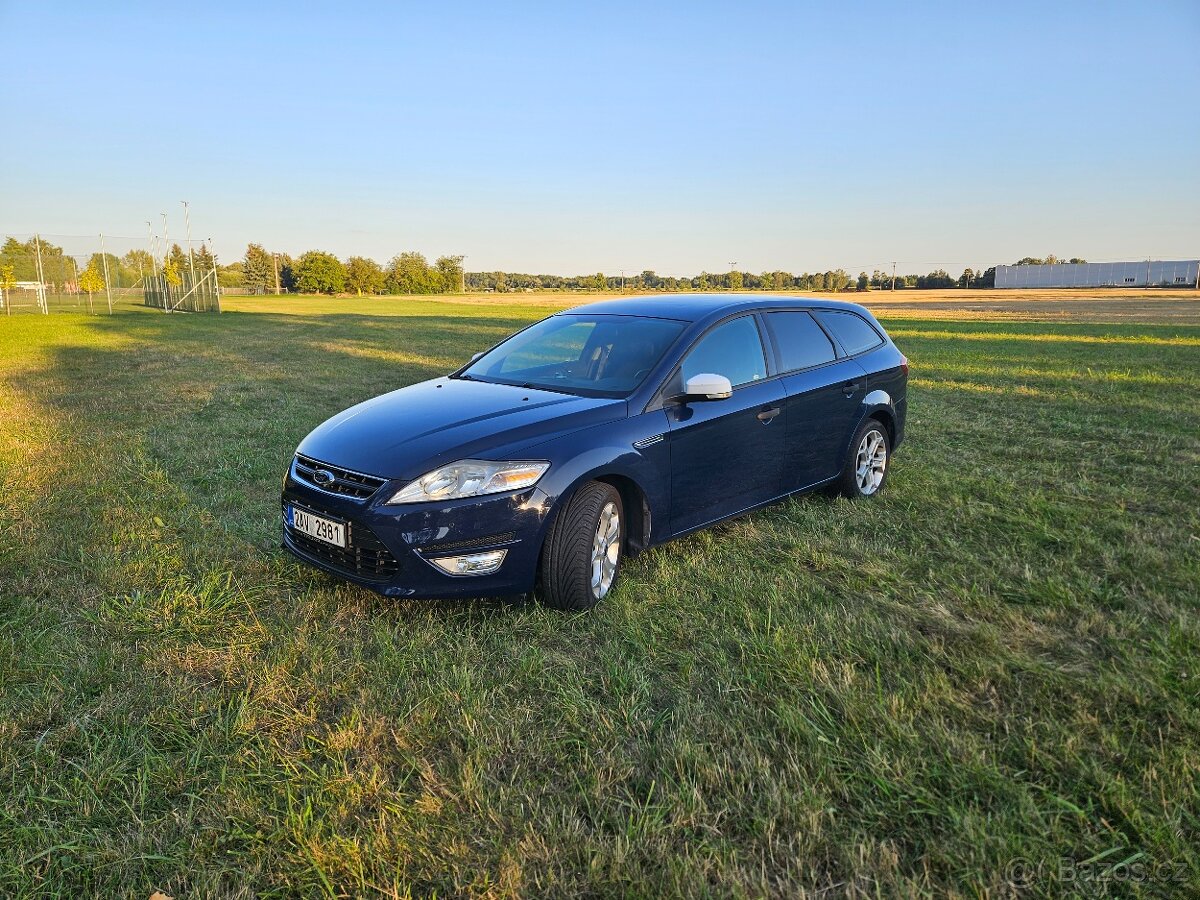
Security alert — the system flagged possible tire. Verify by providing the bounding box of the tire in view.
[538,481,624,611]
[833,418,891,499]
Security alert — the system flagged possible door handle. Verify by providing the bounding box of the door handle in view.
[842,380,863,397]
[757,406,781,423]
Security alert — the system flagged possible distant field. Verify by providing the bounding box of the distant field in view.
[219,286,1200,323]
[1,293,1198,896]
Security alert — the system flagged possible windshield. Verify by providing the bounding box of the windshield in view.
[459,314,686,397]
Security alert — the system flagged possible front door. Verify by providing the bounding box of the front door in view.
[664,315,785,535]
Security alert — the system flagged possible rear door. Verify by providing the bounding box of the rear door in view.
[663,315,786,535]
[765,310,867,490]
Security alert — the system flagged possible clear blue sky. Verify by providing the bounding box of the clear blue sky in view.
[2,1,1197,275]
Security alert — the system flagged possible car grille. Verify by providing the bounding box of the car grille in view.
[293,453,387,501]
[283,501,400,580]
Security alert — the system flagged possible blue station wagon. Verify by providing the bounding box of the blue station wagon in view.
[282,295,908,610]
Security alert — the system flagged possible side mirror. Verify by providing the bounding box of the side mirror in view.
[679,373,733,401]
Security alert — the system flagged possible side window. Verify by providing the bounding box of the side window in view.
[677,316,767,390]
[764,311,836,372]
[814,310,883,356]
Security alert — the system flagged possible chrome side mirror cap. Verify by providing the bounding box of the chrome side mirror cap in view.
[682,372,733,401]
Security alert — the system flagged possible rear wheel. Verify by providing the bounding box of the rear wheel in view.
[538,481,624,611]
[834,418,891,498]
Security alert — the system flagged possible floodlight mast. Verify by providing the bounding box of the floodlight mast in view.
[161,213,172,311]
[33,234,48,314]
[209,237,222,313]
[99,233,113,314]
[182,201,197,285]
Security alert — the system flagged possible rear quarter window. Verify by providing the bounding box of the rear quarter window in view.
[814,310,884,356]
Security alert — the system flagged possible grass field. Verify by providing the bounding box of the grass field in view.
[1,292,1198,897]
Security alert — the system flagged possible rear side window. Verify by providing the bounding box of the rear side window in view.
[764,311,836,372]
[677,315,767,389]
[815,310,884,356]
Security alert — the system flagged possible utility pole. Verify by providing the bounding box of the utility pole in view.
[891,261,897,291]
[273,253,281,295]
[182,201,197,287]
[460,255,467,294]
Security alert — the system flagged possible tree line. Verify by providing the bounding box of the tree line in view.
[222,246,1089,295]
[1,235,1091,297]
[225,245,466,296]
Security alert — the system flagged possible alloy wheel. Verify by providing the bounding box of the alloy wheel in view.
[855,430,887,495]
[590,501,620,599]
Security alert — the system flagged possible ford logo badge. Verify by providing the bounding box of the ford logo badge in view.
[313,469,336,486]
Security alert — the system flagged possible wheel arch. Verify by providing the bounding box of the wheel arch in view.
[866,408,896,446]
[592,472,652,556]
[860,388,897,446]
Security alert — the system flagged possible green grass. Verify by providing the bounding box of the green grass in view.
[1,295,1198,897]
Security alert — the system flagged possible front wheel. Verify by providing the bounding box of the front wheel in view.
[538,481,624,611]
[834,418,891,498]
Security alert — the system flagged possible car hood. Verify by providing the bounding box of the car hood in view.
[296,376,626,480]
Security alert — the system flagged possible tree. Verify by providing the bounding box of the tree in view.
[960,268,975,288]
[0,264,14,313]
[916,269,954,289]
[857,271,870,290]
[243,244,274,294]
[121,249,154,282]
[728,270,743,291]
[592,272,606,291]
[218,265,245,289]
[277,253,297,292]
[344,256,385,295]
[294,251,346,294]
[78,261,105,310]
[435,255,465,293]
[167,243,189,278]
[194,243,215,274]
[387,252,438,294]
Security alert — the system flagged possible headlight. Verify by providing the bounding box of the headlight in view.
[385,459,550,504]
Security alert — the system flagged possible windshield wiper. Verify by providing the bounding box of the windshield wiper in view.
[519,381,580,396]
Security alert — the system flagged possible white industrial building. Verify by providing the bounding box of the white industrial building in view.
[995,259,1199,289]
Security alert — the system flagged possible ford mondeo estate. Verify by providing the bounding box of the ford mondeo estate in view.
[282,295,908,610]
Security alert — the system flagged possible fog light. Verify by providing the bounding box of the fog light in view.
[429,549,507,576]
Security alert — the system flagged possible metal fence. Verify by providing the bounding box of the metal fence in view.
[143,268,221,312]
[2,230,222,315]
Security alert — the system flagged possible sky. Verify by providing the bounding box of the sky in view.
[2,0,1198,276]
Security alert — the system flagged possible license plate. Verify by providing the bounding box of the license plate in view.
[287,505,346,548]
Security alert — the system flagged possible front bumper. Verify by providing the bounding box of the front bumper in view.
[280,467,553,599]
